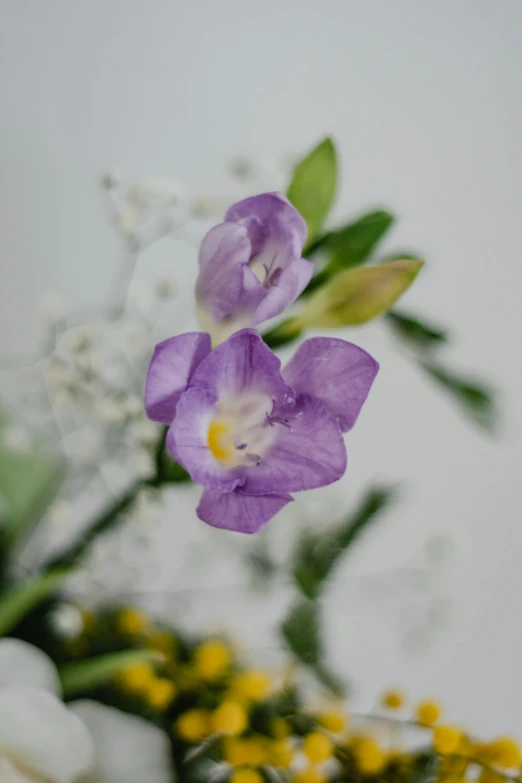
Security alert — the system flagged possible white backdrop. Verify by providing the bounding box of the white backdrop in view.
[1,0,522,736]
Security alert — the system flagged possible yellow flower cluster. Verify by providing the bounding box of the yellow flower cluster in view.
[118,660,177,711]
[58,607,522,783]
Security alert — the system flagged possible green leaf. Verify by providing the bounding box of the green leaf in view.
[262,319,303,350]
[303,210,395,297]
[387,310,448,350]
[293,258,424,329]
[281,600,344,696]
[0,406,63,543]
[421,361,496,432]
[60,649,159,697]
[327,210,395,269]
[287,137,337,244]
[293,487,395,599]
[0,569,70,636]
[314,662,346,697]
[281,600,321,666]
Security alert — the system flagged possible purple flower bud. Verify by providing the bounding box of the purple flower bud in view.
[195,193,313,344]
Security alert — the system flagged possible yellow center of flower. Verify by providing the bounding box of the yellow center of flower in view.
[207,417,236,463]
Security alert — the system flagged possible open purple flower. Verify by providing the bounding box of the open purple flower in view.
[145,330,378,533]
[196,193,313,344]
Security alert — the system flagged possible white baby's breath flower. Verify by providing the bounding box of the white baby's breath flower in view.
[129,419,159,447]
[70,328,96,354]
[123,395,143,418]
[40,292,71,321]
[72,351,102,374]
[131,450,156,479]
[95,399,126,424]
[1,424,32,454]
[47,365,78,404]
[119,321,149,356]
[50,603,85,639]
[113,205,139,237]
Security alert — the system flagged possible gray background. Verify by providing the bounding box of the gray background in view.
[1,1,521,735]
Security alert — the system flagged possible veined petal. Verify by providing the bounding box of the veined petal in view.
[69,700,172,783]
[0,638,61,695]
[225,192,307,251]
[0,687,94,783]
[189,329,293,404]
[251,257,313,326]
[168,387,243,492]
[241,394,347,495]
[197,489,293,533]
[283,337,379,432]
[196,223,251,321]
[145,332,212,424]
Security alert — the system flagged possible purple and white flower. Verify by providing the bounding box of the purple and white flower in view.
[145,330,378,533]
[195,193,313,344]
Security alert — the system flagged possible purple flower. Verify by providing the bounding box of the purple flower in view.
[145,330,379,534]
[196,193,313,344]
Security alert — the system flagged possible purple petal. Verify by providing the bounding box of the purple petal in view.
[197,488,293,533]
[235,264,267,317]
[145,332,212,424]
[167,387,244,492]
[225,192,307,252]
[251,258,314,326]
[189,329,293,403]
[283,338,379,432]
[196,223,251,321]
[241,394,347,495]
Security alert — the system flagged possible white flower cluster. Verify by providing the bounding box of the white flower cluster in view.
[2,158,288,579]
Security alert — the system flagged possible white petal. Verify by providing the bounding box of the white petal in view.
[70,701,173,783]
[0,758,37,783]
[0,687,94,783]
[0,639,61,695]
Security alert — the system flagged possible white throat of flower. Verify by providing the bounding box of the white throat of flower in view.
[207,391,288,467]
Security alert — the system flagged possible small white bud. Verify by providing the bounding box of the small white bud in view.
[50,603,85,638]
